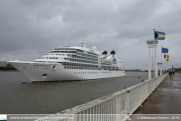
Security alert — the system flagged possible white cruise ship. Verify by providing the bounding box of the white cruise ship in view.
[8,41,125,83]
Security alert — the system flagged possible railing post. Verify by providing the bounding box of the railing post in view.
[116,95,121,121]
[116,95,121,114]
[93,107,95,121]
[90,108,92,121]
[73,114,77,121]
[127,91,131,120]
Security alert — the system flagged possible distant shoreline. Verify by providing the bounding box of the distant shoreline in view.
[0,70,147,72]
[125,71,148,72]
[0,70,19,72]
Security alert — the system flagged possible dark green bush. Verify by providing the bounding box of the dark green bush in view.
[0,64,16,70]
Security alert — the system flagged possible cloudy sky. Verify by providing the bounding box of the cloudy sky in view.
[0,0,181,70]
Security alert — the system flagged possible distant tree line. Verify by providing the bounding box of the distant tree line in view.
[0,64,16,70]
[176,68,181,72]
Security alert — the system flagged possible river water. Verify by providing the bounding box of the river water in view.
[0,72,148,114]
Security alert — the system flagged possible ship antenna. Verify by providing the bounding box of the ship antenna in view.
[60,42,62,47]
[81,40,87,48]
[9,51,12,61]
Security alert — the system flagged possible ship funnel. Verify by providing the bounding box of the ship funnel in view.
[102,51,108,55]
[110,50,115,57]
[110,50,115,55]
[102,51,108,57]
[93,46,96,50]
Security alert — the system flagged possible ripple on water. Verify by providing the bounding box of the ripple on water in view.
[0,72,148,114]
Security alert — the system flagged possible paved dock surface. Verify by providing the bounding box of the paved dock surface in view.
[134,73,181,114]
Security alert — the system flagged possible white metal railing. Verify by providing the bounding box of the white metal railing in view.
[36,73,168,121]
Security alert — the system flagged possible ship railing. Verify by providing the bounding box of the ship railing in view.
[74,53,98,60]
[76,50,97,55]
[68,60,98,64]
[64,66,98,70]
[70,59,98,64]
[66,57,112,66]
[62,66,115,70]
[68,55,98,62]
[76,51,99,58]
[35,73,168,121]
[63,60,99,65]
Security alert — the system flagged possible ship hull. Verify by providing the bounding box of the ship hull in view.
[9,61,125,82]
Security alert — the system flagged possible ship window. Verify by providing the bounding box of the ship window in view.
[43,74,47,76]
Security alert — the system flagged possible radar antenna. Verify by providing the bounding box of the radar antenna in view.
[81,40,87,48]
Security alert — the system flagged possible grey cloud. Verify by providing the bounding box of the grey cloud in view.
[0,0,181,70]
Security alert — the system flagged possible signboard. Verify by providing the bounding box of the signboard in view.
[147,40,158,44]
[157,63,163,65]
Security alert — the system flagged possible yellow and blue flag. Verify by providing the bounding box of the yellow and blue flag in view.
[155,31,165,40]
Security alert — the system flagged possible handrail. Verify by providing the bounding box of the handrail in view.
[35,73,168,121]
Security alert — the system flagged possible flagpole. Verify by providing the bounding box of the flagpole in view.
[153,29,158,77]
[161,46,163,74]
[161,46,162,63]
[152,48,153,78]
[163,54,164,73]
[153,29,155,78]
[154,29,155,44]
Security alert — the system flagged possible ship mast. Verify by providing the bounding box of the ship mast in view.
[81,40,87,48]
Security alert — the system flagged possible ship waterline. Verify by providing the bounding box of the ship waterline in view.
[9,41,125,82]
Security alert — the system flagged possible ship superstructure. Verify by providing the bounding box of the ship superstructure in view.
[9,41,125,82]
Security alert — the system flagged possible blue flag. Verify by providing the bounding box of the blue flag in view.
[162,47,168,53]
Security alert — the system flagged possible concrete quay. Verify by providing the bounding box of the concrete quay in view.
[134,73,181,114]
